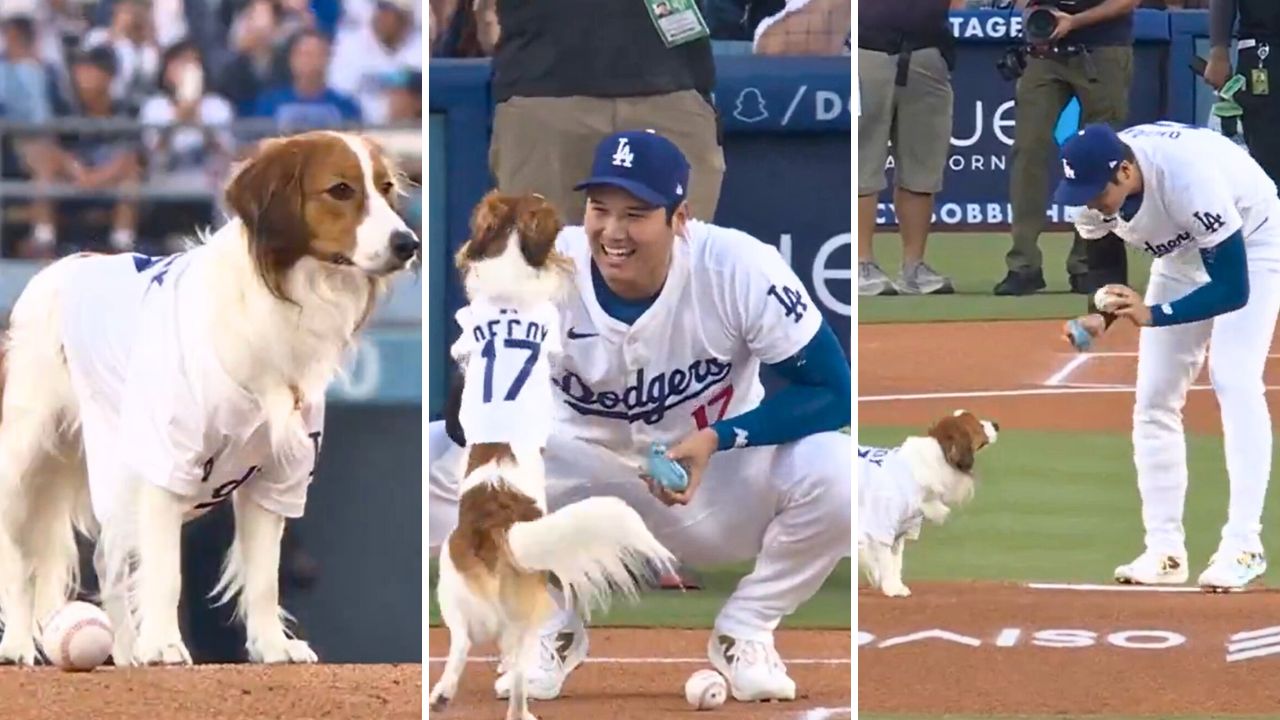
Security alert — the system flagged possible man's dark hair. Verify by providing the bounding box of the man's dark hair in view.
[1,16,36,46]
[1108,142,1138,186]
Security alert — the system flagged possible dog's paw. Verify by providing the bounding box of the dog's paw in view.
[881,582,912,598]
[428,685,451,712]
[132,635,193,666]
[0,635,39,666]
[249,636,318,664]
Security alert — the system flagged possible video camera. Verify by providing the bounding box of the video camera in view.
[995,0,1094,81]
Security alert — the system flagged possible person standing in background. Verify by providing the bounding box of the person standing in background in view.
[857,0,957,296]
[1206,0,1280,184]
[994,0,1138,297]
[483,0,724,224]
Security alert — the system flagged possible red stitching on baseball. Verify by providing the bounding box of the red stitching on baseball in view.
[57,616,111,668]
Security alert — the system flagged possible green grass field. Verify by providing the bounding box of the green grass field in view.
[860,232,1280,719]
[861,232,1153,324]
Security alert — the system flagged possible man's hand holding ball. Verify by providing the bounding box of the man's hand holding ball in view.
[1095,284,1153,327]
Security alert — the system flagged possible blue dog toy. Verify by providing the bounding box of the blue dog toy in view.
[1067,317,1094,352]
[647,443,688,493]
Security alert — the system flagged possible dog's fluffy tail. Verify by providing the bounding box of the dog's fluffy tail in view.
[506,497,676,619]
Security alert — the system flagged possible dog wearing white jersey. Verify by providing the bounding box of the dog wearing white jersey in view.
[858,410,998,598]
[429,191,677,720]
[0,131,420,666]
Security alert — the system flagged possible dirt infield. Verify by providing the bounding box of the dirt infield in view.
[0,663,420,719]
[859,318,1280,432]
[860,582,1280,715]
[859,316,1280,716]
[426,627,852,719]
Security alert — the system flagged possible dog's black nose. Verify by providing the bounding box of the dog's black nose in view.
[992,421,1000,432]
[390,230,420,262]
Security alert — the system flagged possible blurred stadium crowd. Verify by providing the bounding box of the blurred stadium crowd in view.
[0,0,422,260]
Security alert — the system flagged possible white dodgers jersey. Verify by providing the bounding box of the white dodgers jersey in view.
[551,220,822,462]
[1073,122,1280,280]
[451,299,563,448]
[59,249,324,525]
[857,445,923,546]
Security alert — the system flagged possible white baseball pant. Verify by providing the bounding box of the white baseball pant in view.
[426,421,851,640]
[1133,258,1280,557]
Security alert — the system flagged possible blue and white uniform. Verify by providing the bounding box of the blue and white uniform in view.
[1059,121,1280,565]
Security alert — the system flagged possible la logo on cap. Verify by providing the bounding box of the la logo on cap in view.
[1062,159,1075,179]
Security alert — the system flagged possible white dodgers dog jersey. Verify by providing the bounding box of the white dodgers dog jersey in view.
[857,445,923,546]
[451,299,563,448]
[59,250,323,525]
[1073,122,1280,279]
[552,220,822,462]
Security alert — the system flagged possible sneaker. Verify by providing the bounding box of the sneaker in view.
[993,269,1046,296]
[1198,550,1267,592]
[707,632,796,702]
[494,628,588,700]
[859,261,897,296]
[894,261,954,295]
[1114,551,1189,585]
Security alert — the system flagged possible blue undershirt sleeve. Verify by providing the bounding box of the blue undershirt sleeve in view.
[710,320,851,451]
[1149,230,1249,327]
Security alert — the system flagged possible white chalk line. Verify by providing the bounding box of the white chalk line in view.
[1026,582,1233,593]
[1044,353,1093,386]
[860,384,1280,402]
[425,655,850,665]
[796,708,853,720]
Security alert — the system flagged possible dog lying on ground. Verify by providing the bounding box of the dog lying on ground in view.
[858,410,998,598]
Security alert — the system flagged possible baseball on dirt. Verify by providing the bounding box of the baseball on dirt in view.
[41,601,113,671]
[684,668,727,710]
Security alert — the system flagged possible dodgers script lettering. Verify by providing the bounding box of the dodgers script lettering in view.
[556,358,733,424]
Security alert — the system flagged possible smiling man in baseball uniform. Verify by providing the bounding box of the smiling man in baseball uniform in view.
[428,130,851,703]
[1058,121,1280,591]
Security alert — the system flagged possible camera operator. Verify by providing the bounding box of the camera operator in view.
[1206,0,1280,184]
[994,0,1140,297]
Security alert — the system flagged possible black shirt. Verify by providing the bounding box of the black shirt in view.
[859,0,950,37]
[490,0,715,104]
[1055,0,1133,47]
[1238,0,1280,40]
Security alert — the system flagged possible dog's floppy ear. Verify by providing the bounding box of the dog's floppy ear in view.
[512,194,564,267]
[456,189,514,272]
[225,136,312,303]
[929,418,975,473]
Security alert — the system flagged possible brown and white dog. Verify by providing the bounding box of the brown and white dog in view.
[0,131,419,666]
[428,192,675,720]
[858,410,998,598]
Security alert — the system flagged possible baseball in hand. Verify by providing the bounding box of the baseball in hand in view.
[685,668,728,710]
[1093,285,1129,312]
[41,601,113,671]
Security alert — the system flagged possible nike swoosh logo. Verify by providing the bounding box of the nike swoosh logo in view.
[567,328,598,340]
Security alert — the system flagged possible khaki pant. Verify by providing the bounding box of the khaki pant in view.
[1007,46,1133,275]
[489,90,725,224]
[858,47,954,195]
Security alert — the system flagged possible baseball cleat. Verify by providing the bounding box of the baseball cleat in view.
[494,628,588,701]
[1198,550,1266,592]
[707,632,796,702]
[1114,551,1189,585]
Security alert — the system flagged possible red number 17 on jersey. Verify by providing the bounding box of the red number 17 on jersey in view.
[692,384,735,430]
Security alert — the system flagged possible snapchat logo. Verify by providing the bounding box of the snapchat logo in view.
[733,88,768,123]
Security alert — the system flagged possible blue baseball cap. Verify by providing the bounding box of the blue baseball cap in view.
[574,130,690,209]
[1054,123,1130,207]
